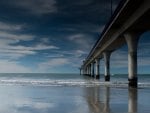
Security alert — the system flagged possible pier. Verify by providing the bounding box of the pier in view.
[80,0,150,88]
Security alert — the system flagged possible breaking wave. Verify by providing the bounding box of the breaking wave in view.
[0,79,150,88]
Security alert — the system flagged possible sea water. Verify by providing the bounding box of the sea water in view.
[0,73,150,113]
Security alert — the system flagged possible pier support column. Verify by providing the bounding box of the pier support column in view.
[86,67,88,75]
[84,67,87,75]
[89,64,92,76]
[82,68,84,75]
[124,33,140,88]
[79,68,82,75]
[95,58,100,79]
[87,66,89,75]
[91,62,95,78]
[89,64,91,76]
[87,65,90,76]
[103,51,111,81]
[83,67,86,75]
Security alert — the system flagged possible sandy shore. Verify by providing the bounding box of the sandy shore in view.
[0,85,150,113]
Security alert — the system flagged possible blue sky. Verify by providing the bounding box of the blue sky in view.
[0,0,149,73]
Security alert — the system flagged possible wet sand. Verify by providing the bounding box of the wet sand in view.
[0,85,150,113]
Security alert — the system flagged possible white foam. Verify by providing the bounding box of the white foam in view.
[0,79,150,88]
[138,82,150,88]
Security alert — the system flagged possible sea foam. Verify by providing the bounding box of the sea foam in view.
[0,78,149,88]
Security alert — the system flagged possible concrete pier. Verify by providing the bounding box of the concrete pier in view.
[85,67,87,75]
[83,67,85,75]
[89,64,91,76]
[87,67,89,75]
[95,58,100,79]
[87,66,89,75]
[81,0,150,87]
[91,62,95,78]
[103,52,111,81]
[124,33,140,88]
[88,65,91,76]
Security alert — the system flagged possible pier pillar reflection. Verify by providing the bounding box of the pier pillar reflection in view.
[128,88,138,113]
[103,51,111,81]
[84,86,110,113]
[124,33,140,88]
[103,87,110,113]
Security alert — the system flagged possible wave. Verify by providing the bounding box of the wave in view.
[0,79,150,88]
[0,79,100,87]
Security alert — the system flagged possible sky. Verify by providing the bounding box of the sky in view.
[0,0,149,73]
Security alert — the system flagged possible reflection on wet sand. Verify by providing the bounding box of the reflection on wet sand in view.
[128,88,137,113]
[84,86,138,113]
[103,87,110,113]
[84,86,110,113]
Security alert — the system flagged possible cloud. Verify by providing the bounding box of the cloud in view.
[40,38,51,44]
[9,44,59,51]
[0,21,32,44]
[15,99,55,110]
[45,49,87,68]
[45,54,64,58]
[68,33,96,50]
[70,96,90,113]
[0,49,36,60]
[0,32,34,59]
[138,42,150,56]
[138,41,150,66]
[0,31,34,42]
[0,60,31,73]
[75,50,88,57]
[0,21,60,73]
[54,49,87,58]
[62,24,105,34]
[11,0,57,15]
[0,23,59,59]
[40,49,87,70]
[109,49,128,68]
[138,57,150,67]
[0,30,35,58]
[68,0,93,6]
[0,22,23,31]
[39,58,69,69]
[37,56,83,73]
[0,42,59,60]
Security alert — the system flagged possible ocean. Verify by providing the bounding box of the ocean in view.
[0,73,150,113]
